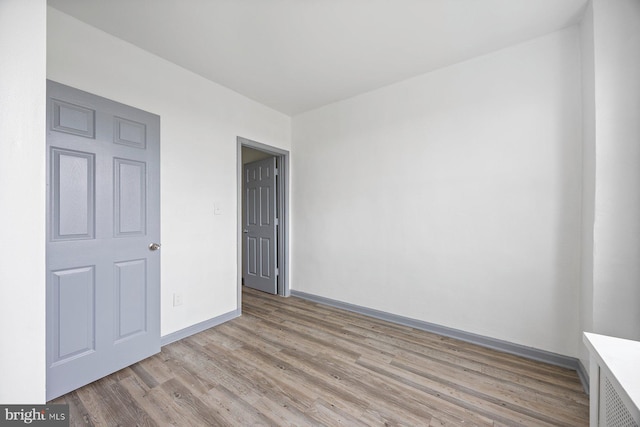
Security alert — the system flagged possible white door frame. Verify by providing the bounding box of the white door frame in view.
[237,137,290,304]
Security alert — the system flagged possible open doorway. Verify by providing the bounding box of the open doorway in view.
[237,137,289,304]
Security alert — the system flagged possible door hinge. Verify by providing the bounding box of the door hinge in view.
[275,267,279,276]
[274,167,278,176]
[275,217,279,226]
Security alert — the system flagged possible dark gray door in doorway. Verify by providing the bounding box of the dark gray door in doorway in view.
[46,81,161,400]
[243,157,278,294]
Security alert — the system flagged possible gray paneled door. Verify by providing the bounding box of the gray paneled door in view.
[243,157,278,294]
[46,81,160,400]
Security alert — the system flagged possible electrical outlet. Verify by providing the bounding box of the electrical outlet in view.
[173,293,183,307]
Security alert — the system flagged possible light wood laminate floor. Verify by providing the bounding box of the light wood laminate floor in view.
[51,287,589,426]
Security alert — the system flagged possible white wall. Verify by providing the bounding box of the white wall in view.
[47,8,291,336]
[0,0,47,403]
[292,28,583,356]
[590,0,640,340]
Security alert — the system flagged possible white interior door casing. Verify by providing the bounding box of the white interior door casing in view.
[46,81,161,400]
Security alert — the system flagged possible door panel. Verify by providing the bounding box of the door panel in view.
[261,238,272,277]
[51,99,95,138]
[247,237,257,275]
[243,157,277,294]
[114,117,146,148]
[51,149,95,240]
[114,259,147,341]
[114,158,146,236]
[46,81,160,400]
[51,266,95,364]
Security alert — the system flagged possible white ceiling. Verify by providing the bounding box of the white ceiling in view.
[48,0,588,116]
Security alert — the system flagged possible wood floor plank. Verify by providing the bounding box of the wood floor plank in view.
[341,318,583,390]
[51,286,589,426]
[186,337,318,412]
[159,377,231,426]
[51,390,95,427]
[80,375,156,427]
[357,356,558,426]
[162,352,215,397]
[392,350,588,425]
[249,294,580,395]
[245,306,398,362]
[118,375,181,427]
[283,295,582,383]
[310,398,370,427]
[199,384,279,426]
[72,379,122,426]
[231,342,372,417]
[278,348,473,425]
[295,299,584,392]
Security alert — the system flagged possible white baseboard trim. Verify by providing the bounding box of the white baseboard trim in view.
[160,309,240,347]
[291,290,589,393]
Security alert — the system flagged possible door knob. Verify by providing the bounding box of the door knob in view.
[243,229,249,234]
[149,243,161,251]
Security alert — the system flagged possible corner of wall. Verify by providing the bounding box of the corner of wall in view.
[0,0,47,404]
[578,0,596,370]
